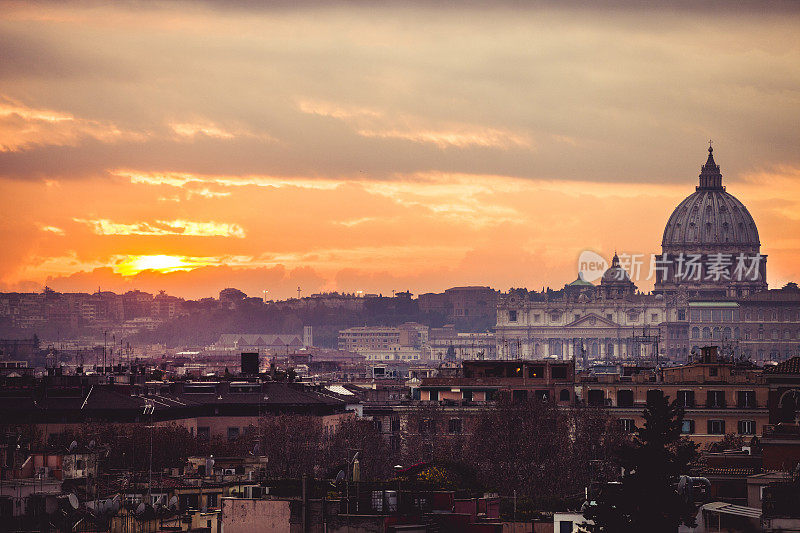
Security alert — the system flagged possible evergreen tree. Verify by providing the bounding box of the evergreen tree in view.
[584,394,698,533]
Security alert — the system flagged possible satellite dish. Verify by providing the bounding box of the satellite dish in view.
[68,441,78,453]
[335,470,345,482]
[88,440,96,449]
[135,502,146,515]
[111,495,121,513]
[168,495,178,509]
[58,493,80,511]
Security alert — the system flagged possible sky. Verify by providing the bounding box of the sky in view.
[1,1,799,300]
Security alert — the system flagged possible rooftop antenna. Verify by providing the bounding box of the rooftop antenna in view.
[143,403,155,499]
[297,286,302,299]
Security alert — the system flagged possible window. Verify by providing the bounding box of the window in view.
[737,391,756,409]
[646,389,664,404]
[513,390,528,403]
[702,327,711,339]
[429,390,439,401]
[606,313,613,321]
[738,420,756,435]
[691,327,700,339]
[560,521,574,533]
[702,309,712,321]
[588,389,605,406]
[652,313,658,322]
[533,314,540,322]
[447,418,462,434]
[574,314,581,322]
[206,493,218,509]
[374,419,383,432]
[707,391,726,408]
[617,390,634,407]
[551,312,561,322]
[708,367,718,377]
[462,390,473,402]
[681,420,695,434]
[528,365,544,378]
[677,390,695,408]
[678,309,686,321]
[691,309,701,321]
[551,365,568,380]
[197,426,210,440]
[227,427,240,441]
[418,418,436,435]
[559,389,570,402]
[619,419,636,433]
[708,420,726,434]
[509,310,517,322]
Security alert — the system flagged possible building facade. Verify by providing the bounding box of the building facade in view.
[496,147,800,366]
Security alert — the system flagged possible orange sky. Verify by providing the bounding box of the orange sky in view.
[1,2,799,299]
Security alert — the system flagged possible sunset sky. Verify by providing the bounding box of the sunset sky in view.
[1,1,799,299]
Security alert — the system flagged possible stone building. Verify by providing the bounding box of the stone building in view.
[575,347,768,446]
[496,146,799,365]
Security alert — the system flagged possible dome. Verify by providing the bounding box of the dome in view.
[599,253,636,299]
[655,145,768,298]
[662,146,760,252]
[601,253,632,284]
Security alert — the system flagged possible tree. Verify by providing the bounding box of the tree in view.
[470,396,568,501]
[445,345,456,360]
[584,394,698,533]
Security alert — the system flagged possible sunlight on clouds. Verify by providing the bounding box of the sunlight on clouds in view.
[0,95,141,152]
[170,121,235,139]
[356,128,532,150]
[297,99,533,150]
[114,255,213,276]
[74,218,246,238]
[168,120,276,143]
[336,217,379,227]
[39,225,65,235]
[114,169,343,191]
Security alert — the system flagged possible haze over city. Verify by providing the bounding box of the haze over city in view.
[2,1,800,300]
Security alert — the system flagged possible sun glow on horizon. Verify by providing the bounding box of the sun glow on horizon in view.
[114,255,212,276]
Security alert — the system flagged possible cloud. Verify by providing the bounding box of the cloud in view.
[40,225,64,235]
[1,2,799,298]
[170,121,235,139]
[297,99,533,150]
[0,95,144,152]
[73,218,246,238]
[114,169,343,191]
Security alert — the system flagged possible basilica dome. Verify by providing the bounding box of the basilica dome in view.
[656,145,767,297]
[661,146,760,253]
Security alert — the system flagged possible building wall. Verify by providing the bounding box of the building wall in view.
[222,498,291,533]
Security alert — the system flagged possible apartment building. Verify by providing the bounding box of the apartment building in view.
[576,346,768,445]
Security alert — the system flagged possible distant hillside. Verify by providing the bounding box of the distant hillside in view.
[130,297,448,348]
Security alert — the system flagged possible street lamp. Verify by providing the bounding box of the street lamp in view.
[393,465,403,513]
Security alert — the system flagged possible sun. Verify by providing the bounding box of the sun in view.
[114,255,208,276]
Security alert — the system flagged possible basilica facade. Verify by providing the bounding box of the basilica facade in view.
[496,147,800,366]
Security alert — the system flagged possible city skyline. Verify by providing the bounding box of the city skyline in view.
[2,2,800,300]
